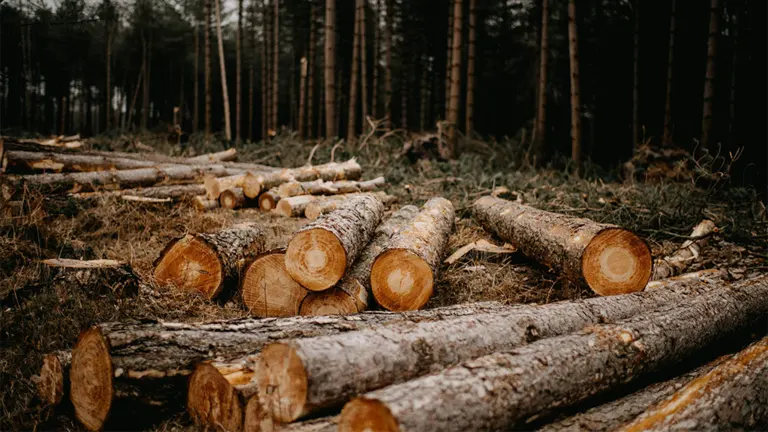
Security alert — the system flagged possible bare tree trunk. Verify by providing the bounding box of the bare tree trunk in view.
[401,66,408,130]
[299,57,307,138]
[447,0,463,157]
[236,0,243,143]
[728,10,739,146]
[632,0,640,149]
[347,0,362,141]
[106,27,112,131]
[262,0,269,139]
[534,0,549,158]
[307,6,316,139]
[444,0,453,120]
[272,0,279,132]
[249,3,255,140]
[465,0,476,135]
[385,0,393,128]
[214,0,232,141]
[193,20,200,133]
[420,56,428,132]
[360,0,368,128]
[662,0,676,145]
[205,0,212,138]
[324,0,336,137]
[372,0,380,119]
[568,0,582,167]
[700,0,719,151]
[141,32,149,130]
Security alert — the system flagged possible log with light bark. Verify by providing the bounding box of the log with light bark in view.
[472,196,652,295]
[36,350,72,407]
[276,195,318,217]
[153,223,266,299]
[371,197,454,311]
[187,148,238,163]
[205,173,248,199]
[300,205,420,316]
[277,177,386,198]
[193,196,220,211]
[286,195,385,291]
[304,192,396,221]
[258,188,281,211]
[242,159,363,199]
[241,250,310,317]
[42,258,140,301]
[258,269,729,423]
[338,274,768,432]
[2,150,167,173]
[618,336,768,432]
[651,219,716,280]
[73,184,207,202]
[220,188,247,209]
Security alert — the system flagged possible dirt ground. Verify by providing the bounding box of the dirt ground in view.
[1,133,766,430]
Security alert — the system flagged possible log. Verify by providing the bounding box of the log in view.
[277,177,386,198]
[300,205,420,316]
[276,195,319,217]
[286,195,385,291]
[338,274,768,432]
[205,174,248,199]
[182,302,510,431]
[153,223,267,299]
[42,258,139,301]
[472,196,652,295]
[258,269,729,423]
[72,184,207,201]
[370,197,455,311]
[36,350,72,407]
[187,148,238,163]
[618,336,768,432]
[220,188,247,209]
[2,150,160,173]
[241,250,310,317]
[645,268,725,291]
[304,192,396,221]
[193,195,220,211]
[242,159,363,199]
[651,219,716,280]
[259,188,281,211]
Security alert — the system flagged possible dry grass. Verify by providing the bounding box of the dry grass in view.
[1,131,766,430]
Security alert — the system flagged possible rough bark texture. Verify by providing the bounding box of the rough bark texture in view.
[662,0,676,145]
[700,0,719,151]
[619,336,768,432]
[446,0,463,156]
[347,0,362,141]
[286,195,385,290]
[324,0,336,137]
[153,223,267,299]
[214,0,232,141]
[242,159,362,198]
[2,150,164,173]
[258,187,281,211]
[73,184,206,202]
[263,270,730,423]
[568,0,582,166]
[303,192,394,221]
[241,250,309,317]
[339,274,768,432]
[371,197,454,311]
[472,196,652,295]
[36,350,72,407]
[652,220,716,280]
[220,187,247,209]
[278,177,385,198]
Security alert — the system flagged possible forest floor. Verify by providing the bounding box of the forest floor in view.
[1,131,767,430]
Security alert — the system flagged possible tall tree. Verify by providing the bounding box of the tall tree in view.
[447,0,463,156]
[262,0,269,138]
[420,56,429,131]
[632,0,640,149]
[466,0,476,135]
[236,0,243,143]
[307,5,317,138]
[568,0,582,167]
[193,18,200,133]
[372,0,380,119]
[249,2,256,140]
[347,0,362,140]
[728,9,739,146]
[141,30,149,130]
[534,0,549,157]
[214,0,232,141]
[701,0,720,151]
[360,0,368,128]
[205,0,212,138]
[385,0,393,128]
[324,0,336,137]
[662,0,676,145]
[272,0,279,131]
[299,56,307,137]
[445,0,453,120]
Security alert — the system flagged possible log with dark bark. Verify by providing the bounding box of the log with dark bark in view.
[73,184,207,202]
[43,258,140,301]
[371,197,454,311]
[277,177,386,198]
[618,336,768,432]
[193,195,220,211]
[300,205,420,316]
[338,274,768,432]
[472,196,652,295]
[258,270,729,423]
[286,195,385,291]
[242,159,363,199]
[220,188,247,209]
[258,188,281,211]
[304,192,395,221]
[651,220,716,280]
[153,223,266,299]
[241,250,309,317]
[36,350,72,407]
[2,150,168,173]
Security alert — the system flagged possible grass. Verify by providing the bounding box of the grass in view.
[1,130,766,430]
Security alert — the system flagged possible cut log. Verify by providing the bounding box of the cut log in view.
[472,195,652,296]
[258,269,729,422]
[42,258,139,301]
[241,250,310,317]
[277,177,386,198]
[645,268,725,291]
[220,188,247,209]
[193,196,220,211]
[205,174,247,199]
[305,192,396,221]
[73,184,207,201]
[122,196,172,204]
[276,195,318,217]
[153,223,267,299]
[300,205,420,315]
[338,274,768,432]
[258,188,281,211]
[2,150,163,173]
[618,336,768,432]
[36,350,72,407]
[651,219,716,280]
[286,195,385,291]
[371,197,454,311]
[242,159,363,199]
[187,148,238,163]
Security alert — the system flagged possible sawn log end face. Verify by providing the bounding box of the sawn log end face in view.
[286,228,347,291]
[371,248,434,311]
[38,353,65,406]
[339,398,400,432]
[187,363,244,432]
[299,287,360,316]
[153,235,224,299]
[582,228,652,296]
[257,343,309,423]
[70,327,113,432]
[242,252,307,317]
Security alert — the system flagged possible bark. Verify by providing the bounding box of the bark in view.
[700,0,720,151]
[360,0,368,127]
[384,0,393,127]
[619,336,768,432]
[299,205,419,316]
[249,5,255,141]
[728,11,739,146]
[307,7,317,138]
[632,0,640,149]
[236,0,243,143]
[242,159,362,198]
[465,0,476,134]
[286,195,385,291]
[446,0,463,156]
[339,274,768,432]
[534,0,549,156]
[299,57,308,138]
[193,196,220,211]
[276,195,318,217]
[444,0,453,120]
[214,0,232,141]
[262,0,269,140]
[272,0,279,131]
[568,0,582,167]
[80,184,202,203]
[264,263,726,423]
[347,0,362,141]
[187,148,239,163]
[472,196,652,295]
[325,0,336,137]
[371,197,454,311]
[372,0,380,119]
[241,250,309,317]
[205,0,213,137]
[194,21,200,133]
[36,350,72,407]
[220,188,247,209]
[277,176,385,198]
[304,192,394,221]
[153,223,267,299]
[651,220,716,280]
[258,188,281,211]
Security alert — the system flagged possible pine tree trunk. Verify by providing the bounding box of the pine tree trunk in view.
[534,0,549,157]
[298,57,308,138]
[662,0,676,146]
[568,0,582,167]
[339,274,768,432]
[347,0,362,141]
[272,0,279,131]
[444,0,453,120]
[215,0,233,141]
[472,196,652,295]
[249,5,255,141]
[241,250,309,317]
[446,0,463,156]
[325,0,337,137]
[106,28,112,131]
[241,158,362,198]
[419,57,427,131]
[307,7,317,139]
[193,21,200,133]
[262,0,269,139]
[205,0,213,138]
[401,66,408,130]
[465,0,476,135]
[360,0,368,128]
[141,32,149,130]
[632,0,640,149]
[372,0,380,119]
[700,0,719,151]
[303,191,394,220]
[385,0,393,128]
[236,0,243,143]
[728,11,739,146]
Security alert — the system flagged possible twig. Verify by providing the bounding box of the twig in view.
[329,139,344,162]
[306,142,322,166]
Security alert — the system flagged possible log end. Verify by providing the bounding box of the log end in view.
[299,287,360,316]
[582,228,653,296]
[371,249,433,311]
[37,353,65,406]
[204,176,222,200]
[188,363,244,432]
[70,327,113,432]
[259,193,278,211]
[220,189,242,209]
[339,398,400,432]
[303,203,327,221]
[153,235,223,299]
[243,174,263,199]
[286,229,347,291]
[242,252,307,317]
[257,343,309,423]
